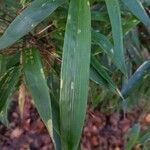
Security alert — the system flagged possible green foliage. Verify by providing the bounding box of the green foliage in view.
[0,66,20,125]
[125,124,150,149]
[125,124,141,150]
[23,48,54,137]
[0,0,65,49]
[59,0,91,149]
[105,0,126,74]
[0,0,150,149]
[122,0,150,30]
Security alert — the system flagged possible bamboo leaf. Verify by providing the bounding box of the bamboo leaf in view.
[139,132,150,144]
[48,73,61,150]
[125,123,140,150]
[92,30,114,57]
[0,55,7,76]
[0,66,20,125]
[105,0,126,75]
[91,56,124,98]
[48,73,60,133]
[91,56,117,93]
[0,0,65,49]
[0,66,20,111]
[122,0,150,29]
[121,61,150,98]
[23,48,53,137]
[59,0,91,149]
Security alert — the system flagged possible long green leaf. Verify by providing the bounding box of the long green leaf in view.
[59,0,91,149]
[0,66,20,111]
[23,48,53,137]
[122,0,150,29]
[139,132,150,144]
[91,56,117,93]
[0,66,20,125]
[105,0,126,75]
[92,30,114,57]
[0,55,6,76]
[91,56,124,99]
[48,73,61,150]
[121,61,150,98]
[48,73,60,132]
[125,123,140,150]
[0,0,65,49]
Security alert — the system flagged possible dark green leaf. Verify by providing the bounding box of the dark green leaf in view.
[23,48,53,137]
[59,0,91,149]
[105,0,126,74]
[0,66,20,111]
[139,132,150,144]
[48,73,61,150]
[0,0,66,49]
[0,55,7,76]
[91,56,123,96]
[0,66,20,125]
[121,61,150,98]
[125,123,140,150]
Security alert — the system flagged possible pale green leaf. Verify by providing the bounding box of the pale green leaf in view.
[122,0,150,29]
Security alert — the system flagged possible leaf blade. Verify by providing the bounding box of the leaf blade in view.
[59,0,91,149]
[0,0,65,49]
[0,66,20,111]
[122,0,150,29]
[121,61,150,98]
[125,124,140,150]
[0,66,20,125]
[23,48,53,136]
[105,0,126,74]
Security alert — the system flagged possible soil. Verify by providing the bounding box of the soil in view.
[0,95,149,150]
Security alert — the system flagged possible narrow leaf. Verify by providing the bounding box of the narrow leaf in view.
[125,123,140,150]
[0,55,7,76]
[48,73,60,133]
[92,30,114,57]
[23,48,53,136]
[122,0,150,29]
[0,66,20,125]
[139,132,150,144]
[121,61,150,98]
[0,66,20,111]
[0,0,65,49]
[60,0,91,149]
[47,73,61,150]
[91,56,117,92]
[105,0,126,74]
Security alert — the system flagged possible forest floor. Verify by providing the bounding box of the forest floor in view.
[0,95,150,150]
